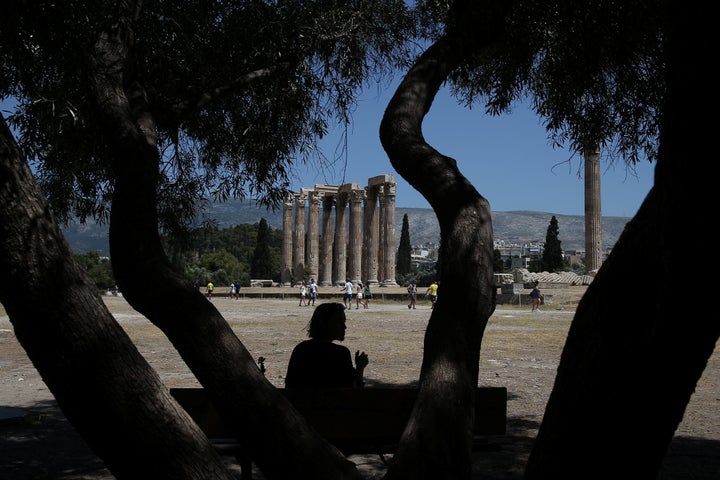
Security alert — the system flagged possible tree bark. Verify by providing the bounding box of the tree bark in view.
[0,115,235,479]
[526,4,718,477]
[86,5,360,479]
[378,7,506,476]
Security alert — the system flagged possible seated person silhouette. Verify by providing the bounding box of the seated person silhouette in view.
[285,302,369,388]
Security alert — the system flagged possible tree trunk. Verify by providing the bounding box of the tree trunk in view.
[378,15,504,478]
[86,6,360,480]
[526,4,718,477]
[0,115,235,479]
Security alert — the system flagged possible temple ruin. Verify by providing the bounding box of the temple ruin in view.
[280,174,398,287]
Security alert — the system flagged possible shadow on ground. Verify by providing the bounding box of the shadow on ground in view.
[1,399,109,480]
[2,400,718,479]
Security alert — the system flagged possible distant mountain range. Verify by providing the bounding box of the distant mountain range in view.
[62,199,631,256]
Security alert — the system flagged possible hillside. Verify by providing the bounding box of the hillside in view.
[396,208,629,250]
[62,199,631,256]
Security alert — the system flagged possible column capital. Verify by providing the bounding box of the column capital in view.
[368,173,396,186]
[308,190,323,204]
[296,189,309,202]
[349,188,365,203]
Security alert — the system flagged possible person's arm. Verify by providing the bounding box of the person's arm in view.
[354,350,369,387]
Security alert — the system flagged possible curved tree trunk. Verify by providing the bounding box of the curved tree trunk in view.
[378,10,506,477]
[87,6,360,480]
[0,116,235,479]
[526,4,718,477]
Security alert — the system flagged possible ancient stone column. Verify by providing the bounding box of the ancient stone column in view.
[346,185,364,285]
[320,195,335,287]
[293,191,307,284]
[363,182,380,286]
[377,186,386,285]
[381,178,398,286]
[280,193,294,286]
[333,192,348,286]
[584,145,603,273]
[306,190,321,282]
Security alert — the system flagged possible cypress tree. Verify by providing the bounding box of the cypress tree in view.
[493,249,504,273]
[251,218,274,278]
[541,215,564,272]
[396,214,413,275]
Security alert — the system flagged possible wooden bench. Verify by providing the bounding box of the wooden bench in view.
[170,386,507,479]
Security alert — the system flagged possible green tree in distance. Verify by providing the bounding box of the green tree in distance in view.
[541,216,564,272]
[198,249,245,287]
[179,222,282,285]
[74,251,114,291]
[396,213,413,276]
[251,218,274,280]
[493,249,504,273]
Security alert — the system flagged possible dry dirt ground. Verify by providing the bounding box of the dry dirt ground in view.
[1,286,718,479]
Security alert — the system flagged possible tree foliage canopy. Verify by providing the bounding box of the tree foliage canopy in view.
[419,0,664,169]
[1,0,418,229]
[2,0,668,235]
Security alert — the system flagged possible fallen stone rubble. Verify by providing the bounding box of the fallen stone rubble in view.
[495,268,595,287]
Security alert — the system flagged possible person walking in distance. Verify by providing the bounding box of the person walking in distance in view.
[299,282,308,306]
[308,278,318,306]
[341,279,353,309]
[285,302,369,388]
[206,281,214,299]
[363,283,371,309]
[425,280,439,309]
[407,280,417,309]
[530,281,544,312]
[355,282,364,309]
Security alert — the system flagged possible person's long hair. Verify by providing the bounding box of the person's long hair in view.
[305,302,345,340]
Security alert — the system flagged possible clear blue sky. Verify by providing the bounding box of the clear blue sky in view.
[292,85,655,218]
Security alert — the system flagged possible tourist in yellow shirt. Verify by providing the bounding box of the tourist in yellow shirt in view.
[425,281,439,309]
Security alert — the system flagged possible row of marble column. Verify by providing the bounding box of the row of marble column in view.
[280,174,398,287]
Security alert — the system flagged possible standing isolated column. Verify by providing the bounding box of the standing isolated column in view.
[281,192,294,286]
[320,195,334,287]
[293,191,307,285]
[333,193,348,286]
[306,190,321,283]
[584,145,603,273]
